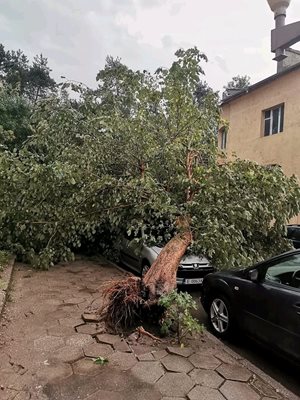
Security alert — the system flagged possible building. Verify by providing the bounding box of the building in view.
[220,53,300,223]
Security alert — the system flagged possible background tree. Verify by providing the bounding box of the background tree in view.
[224,75,251,91]
[26,54,56,104]
[0,86,32,150]
[0,44,56,102]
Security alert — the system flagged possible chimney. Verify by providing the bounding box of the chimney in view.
[267,0,300,72]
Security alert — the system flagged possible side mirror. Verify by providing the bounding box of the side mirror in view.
[249,269,259,282]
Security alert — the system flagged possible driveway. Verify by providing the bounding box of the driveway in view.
[0,257,297,400]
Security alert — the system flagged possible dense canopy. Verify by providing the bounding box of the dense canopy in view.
[0,46,299,270]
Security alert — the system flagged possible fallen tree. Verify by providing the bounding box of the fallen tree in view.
[0,49,299,331]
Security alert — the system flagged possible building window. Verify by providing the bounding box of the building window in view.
[263,104,284,136]
[220,128,227,149]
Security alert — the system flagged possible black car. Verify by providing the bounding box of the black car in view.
[201,250,300,362]
[287,225,300,249]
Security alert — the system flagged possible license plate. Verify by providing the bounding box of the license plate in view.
[185,278,203,285]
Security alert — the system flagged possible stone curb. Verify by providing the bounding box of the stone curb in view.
[0,256,15,318]
[204,330,299,400]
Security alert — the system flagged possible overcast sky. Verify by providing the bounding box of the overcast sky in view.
[1,0,300,93]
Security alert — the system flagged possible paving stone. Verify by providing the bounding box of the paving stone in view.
[36,363,73,381]
[109,351,137,370]
[44,370,101,399]
[156,372,194,397]
[217,363,252,382]
[57,304,79,312]
[76,323,104,335]
[262,398,278,400]
[82,313,101,322]
[161,354,194,373]
[83,342,114,358]
[122,387,162,400]
[59,317,83,327]
[195,347,219,357]
[137,352,155,361]
[85,391,123,400]
[72,358,102,376]
[33,335,64,352]
[252,378,282,399]
[131,361,165,384]
[47,325,75,337]
[96,333,121,346]
[220,381,260,400]
[214,351,238,365]
[189,369,225,388]
[51,345,83,363]
[9,391,31,400]
[152,349,168,360]
[161,398,186,400]
[113,339,131,353]
[189,353,221,370]
[167,346,194,358]
[131,344,155,356]
[65,334,94,347]
[188,385,226,400]
[44,299,63,306]
[64,297,87,304]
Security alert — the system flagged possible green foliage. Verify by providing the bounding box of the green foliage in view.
[159,290,203,344]
[0,43,56,103]
[0,86,32,149]
[224,75,251,91]
[94,356,109,365]
[0,251,9,271]
[0,46,299,270]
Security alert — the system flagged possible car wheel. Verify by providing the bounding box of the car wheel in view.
[208,295,234,339]
[141,262,150,277]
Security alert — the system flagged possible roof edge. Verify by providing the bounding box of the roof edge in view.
[221,61,300,105]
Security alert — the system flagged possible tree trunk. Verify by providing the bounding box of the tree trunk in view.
[143,226,192,300]
[102,218,192,331]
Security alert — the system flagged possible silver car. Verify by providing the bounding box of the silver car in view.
[120,239,215,286]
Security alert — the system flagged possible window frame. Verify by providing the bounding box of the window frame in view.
[262,103,284,137]
[220,128,227,150]
[261,254,300,291]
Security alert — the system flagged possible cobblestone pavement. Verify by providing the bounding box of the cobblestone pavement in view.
[0,258,296,400]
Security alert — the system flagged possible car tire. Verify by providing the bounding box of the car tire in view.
[141,261,150,277]
[208,295,235,339]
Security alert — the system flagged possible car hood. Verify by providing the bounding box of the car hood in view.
[151,246,210,265]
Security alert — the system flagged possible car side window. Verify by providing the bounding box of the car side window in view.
[265,255,300,289]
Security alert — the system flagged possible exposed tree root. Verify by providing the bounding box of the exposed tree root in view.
[101,223,192,333]
[102,276,147,331]
[135,326,162,342]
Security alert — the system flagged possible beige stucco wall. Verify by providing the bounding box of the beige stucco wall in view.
[220,68,300,223]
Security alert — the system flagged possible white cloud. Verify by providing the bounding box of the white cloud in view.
[0,0,299,91]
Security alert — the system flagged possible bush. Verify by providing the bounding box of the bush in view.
[0,250,10,271]
[158,290,203,344]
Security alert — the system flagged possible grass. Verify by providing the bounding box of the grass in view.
[0,251,10,272]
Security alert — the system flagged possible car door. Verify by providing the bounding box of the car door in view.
[120,233,142,272]
[287,226,300,248]
[238,254,300,360]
